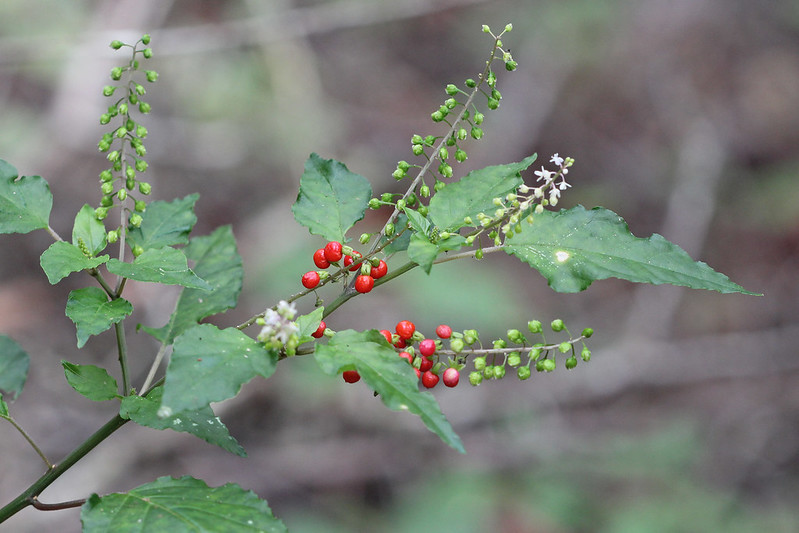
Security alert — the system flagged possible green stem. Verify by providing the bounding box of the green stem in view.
[114,322,131,395]
[0,414,129,524]
[0,415,53,470]
[322,260,419,319]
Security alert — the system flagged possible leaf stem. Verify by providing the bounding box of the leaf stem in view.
[0,415,54,470]
[114,322,131,395]
[45,225,63,242]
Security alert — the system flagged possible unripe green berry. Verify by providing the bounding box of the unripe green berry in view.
[359,233,371,245]
[107,230,119,243]
[118,102,128,114]
[392,169,405,180]
[418,205,428,216]
[101,182,114,195]
[505,60,518,71]
[131,245,144,257]
[551,319,565,332]
[107,150,120,162]
[582,328,594,338]
[565,356,577,370]
[406,192,417,206]
[145,70,158,82]
[110,40,124,50]
[438,147,449,160]
[581,346,591,362]
[558,341,571,354]
[141,34,151,45]
[139,102,151,113]
[470,127,483,140]
[517,366,531,380]
[384,222,394,236]
[446,135,456,147]
[95,207,109,220]
[455,149,468,162]
[420,184,430,198]
[474,249,484,260]
[412,144,424,156]
[117,189,127,201]
[134,200,147,212]
[396,199,406,210]
[507,352,521,367]
[473,356,486,371]
[473,112,484,125]
[445,84,459,95]
[483,365,494,379]
[135,159,148,172]
[136,125,148,138]
[487,97,499,110]
[97,139,111,152]
[482,24,491,33]
[450,337,464,353]
[125,166,135,180]
[424,135,436,145]
[138,182,152,195]
[411,134,423,144]
[444,98,457,109]
[469,371,483,386]
[134,83,146,95]
[99,114,111,125]
[431,110,445,122]
[368,198,381,209]
[100,195,114,207]
[129,213,143,227]
[494,365,506,379]
[142,48,153,59]
[465,78,477,88]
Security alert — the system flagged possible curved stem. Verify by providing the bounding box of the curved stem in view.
[0,415,53,470]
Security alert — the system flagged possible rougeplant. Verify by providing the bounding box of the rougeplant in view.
[0,26,758,531]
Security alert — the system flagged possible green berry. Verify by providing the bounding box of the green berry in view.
[450,337,464,353]
[505,60,518,71]
[368,198,381,209]
[107,230,119,243]
[110,40,124,50]
[582,328,594,338]
[95,207,109,220]
[135,159,148,172]
[100,195,113,207]
[444,98,458,109]
[542,359,556,372]
[117,189,127,201]
[469,371,483,386]
[431,110,445,122]
[487,97,499,110]
[392,169,405,180]
[141,34,151,45]
[118,102,128,115]
[125,166,135,180]
[494,365,506,379]
[527,320,542,334]
[134,200,147,212]
[565,356,577,370]
[473,356,486,371]
[411,134,423,144]
[438,147,449,160]
[138,182,152,195]
[482,24,491,33]
[142,48,153,59]
[384,223,395,236]
[131,245,144,257]
[420,184,430,198]
[455,149,468,162]
[139,102,151,113]
[145,70,158,82]
[102,85,116,97]
[101,182,114,195]
[412,144,424,156]
[507,352,521,367]
[359,233,371,245]
[517,366,531,380]
[465,78,477,88]
[551,319,565,332]
[110,67,123,80]
[129,213,143,227]
[581,346,591,362]
[470,127,483,140]
[558,341,571,354]
[445,84,459,95]
[473,112,484,125]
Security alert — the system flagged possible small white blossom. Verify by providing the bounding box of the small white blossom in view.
[258,301,299,346]
[534,166,552,182]
[276,300,297,319]
[558,178,571,191]
[550,153,564,166]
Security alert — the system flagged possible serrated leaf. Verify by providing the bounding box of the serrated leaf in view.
[39,241,109,284]
[407,233,467,274]
[61,361,118,401]
[428,154,537,231]
[65,288,133,347]
[0,335,29,401]
[140,226,243,344]
[120,386,246,457]
[505,205,760,294]
[295,306,325,345]
[160,324,278,415]
[80,475,286,533]
[106,247,212,290]
[315,329,464,453]
[404,207,431,236]
[291,153,372,242]
[72,204,107,256]
[127,194,199,251]
[0,159,52,234]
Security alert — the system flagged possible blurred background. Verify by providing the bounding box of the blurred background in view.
[1,0,797,531]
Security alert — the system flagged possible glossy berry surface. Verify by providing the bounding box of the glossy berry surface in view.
[311,320,326,338]
[442,367,460,387]
[421,370,439,389]
[342,370,360,383]
[396,320,415,340]
[354,275,374,293]
[313,248,330,269]
[398,351,413,364]
[435,324,453,339]
[419,356,434,372]
[344,251,362,271]
[301,271,320,289]
[324,241,343,263]
[418,338,436,357]
[370,259,388,279]
[379,329,392,344]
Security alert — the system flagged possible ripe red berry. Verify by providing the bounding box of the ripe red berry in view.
[396,320,415,340]
[442,367,459,387]
[313,248,330,269]
[301,271,320,289]
[414,368,422,379]
[379,329,392,344]
[435,324,453,339]
[398,351,413,364]
[419,356,433,372]
[354,275,374,293]
[324,241,343,263]
[344,251,363,272]
[342,370,360,383]
[422,370,439,388]
[370,259,388,279]
[311,320,326,338]
[393,336,407,349]
[418,338,436,357]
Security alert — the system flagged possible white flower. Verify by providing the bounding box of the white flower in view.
[276,300,297,319]
[550,153,564,166]
[558,178,571,191]
[258,301,299,345]
[534,166,552,182]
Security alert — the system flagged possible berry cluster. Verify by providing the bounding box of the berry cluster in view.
[300,241,388,294]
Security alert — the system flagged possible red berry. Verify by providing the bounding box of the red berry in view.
[379,329,392,344]
[370,259,388,279]
[344,251,363,272]
[311,320,326,338]
[419,356,433,372]
[419,338,436,357]
[393,336,407,349]
[301,271,320,289]
[422,370,439,388]
[398,351,413,364]
[342,370,360,383]
[414,368,422,378]
[435,324,452,339]
[396,320,415,340]
[354,275,374,293]
[324,241,343,263]
[442,367,459,387]
[313,248,330,269]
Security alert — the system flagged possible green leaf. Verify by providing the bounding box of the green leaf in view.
[140,226,243,344]
[127,194,199,251]
[65,288,133,347]
[120,386,246,457]
[407,233,467,274]
[106,247,212,290]
[0,335,29,401]
[72,204,107,256]
[428,154,536,231]
[61,361,118,401]
[80,475,286,533]
[381,211,411,253]
[160,324,278,415]
[291,153,372,242]
[0,159,52,234]
[404,207,432,237]
[504,205,760,294]
[295,306,325,345]
[39,241,109,284]
[314,329,464,453]
[0,394,8,417]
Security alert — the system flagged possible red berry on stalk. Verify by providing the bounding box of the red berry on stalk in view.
[419,338,436,357]
[398,351,413,364]
[396,320,415,340]
[370,259,388,279]
[344,251,363,272]
[435,324,453,339]
[414,368,422,379]
[393,337,407,349]
[419,356,434,372]
[311,320,326,338]
[313,248,330,269]
[379,329,393,344]
[422,370,439,388]
[443,367,460,388]
[301,271,320,289]
[354,275,374,293]
[324,241,343,263]
[342,370,360,383]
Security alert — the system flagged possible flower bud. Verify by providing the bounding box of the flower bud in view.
[469,371,483,386]
[470,127,483,140]
[129,213,143,227]
[101,182,114,195]
[134,200,147,212]
[507,352,521,367]
[138,182,152,195]
[581,328,594,338]
[517,366,531,380]
[132,245,144,257]
[418,205,428,216]
[551,319,565,332]
[110,40,124,50]
[507,329,526,344]
[107,229,119,243]
[565,356,577,370]
[445,84,459,95]
[145,70,158,82]
[142,48,153,59]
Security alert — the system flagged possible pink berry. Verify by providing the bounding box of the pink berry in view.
[442,368,459,388]
[435,324,452,339]
[398,351,413,364]
[419,338,436,357]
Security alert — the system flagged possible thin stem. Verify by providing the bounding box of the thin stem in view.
[114,322,131,395]
[0,415,53,470]
[30,497,86,511]
[45,225,63,242]
[432,245,503,265]
[89,269,115,297]
[140,342,167,393]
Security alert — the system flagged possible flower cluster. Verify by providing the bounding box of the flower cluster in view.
[257,300,300,354]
